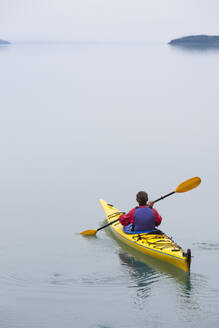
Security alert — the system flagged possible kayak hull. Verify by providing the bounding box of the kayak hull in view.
[99,199,191,272]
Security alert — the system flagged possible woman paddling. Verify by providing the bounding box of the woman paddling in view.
[119,191,162,233]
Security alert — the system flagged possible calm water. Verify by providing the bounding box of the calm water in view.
[0,42,219,327]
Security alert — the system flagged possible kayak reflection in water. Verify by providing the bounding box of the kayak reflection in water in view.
[119,191,163,234]
[118,251,192,301]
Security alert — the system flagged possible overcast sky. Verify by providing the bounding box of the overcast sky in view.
[1,0,219,42]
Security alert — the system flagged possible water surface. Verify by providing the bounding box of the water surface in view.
[0,42,218,327]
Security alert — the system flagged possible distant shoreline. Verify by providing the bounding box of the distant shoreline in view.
[169,35,219,47]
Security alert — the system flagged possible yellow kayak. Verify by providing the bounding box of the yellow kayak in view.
[99,199,191,273]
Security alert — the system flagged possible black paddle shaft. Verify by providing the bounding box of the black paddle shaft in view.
[153,191,175,204]
[97,211,125,232]
[97,218,119,232]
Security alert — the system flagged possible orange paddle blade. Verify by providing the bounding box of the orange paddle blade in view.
[80,229,97,236]
[175,177,201,193]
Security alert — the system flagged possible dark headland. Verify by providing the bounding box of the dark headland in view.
[0,39,10,45]
[169,35,219,48]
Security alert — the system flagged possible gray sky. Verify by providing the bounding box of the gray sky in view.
[1,0,219,42]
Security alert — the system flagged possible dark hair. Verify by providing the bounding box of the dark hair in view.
[136,191,148,205]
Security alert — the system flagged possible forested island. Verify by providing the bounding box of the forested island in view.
[0,39,10,45]
[169,35,219,47]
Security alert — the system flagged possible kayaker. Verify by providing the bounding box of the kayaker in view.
[119,191,162,233]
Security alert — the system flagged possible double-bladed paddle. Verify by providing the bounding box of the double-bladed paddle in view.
[80,176,201,236]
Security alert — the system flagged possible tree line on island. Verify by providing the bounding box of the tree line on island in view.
[169,35,219,47]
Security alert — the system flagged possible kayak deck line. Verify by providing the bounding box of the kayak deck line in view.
[113,229,186,262]
[109,219,183,255]
[99,199,191,272]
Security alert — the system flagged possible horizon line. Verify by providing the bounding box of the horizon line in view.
[6,40,164,46]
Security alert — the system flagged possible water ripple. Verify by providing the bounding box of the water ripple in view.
[0,270,128,291]
[193,242,219,250]
[0,271,34,288]
[48,272,128,288]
